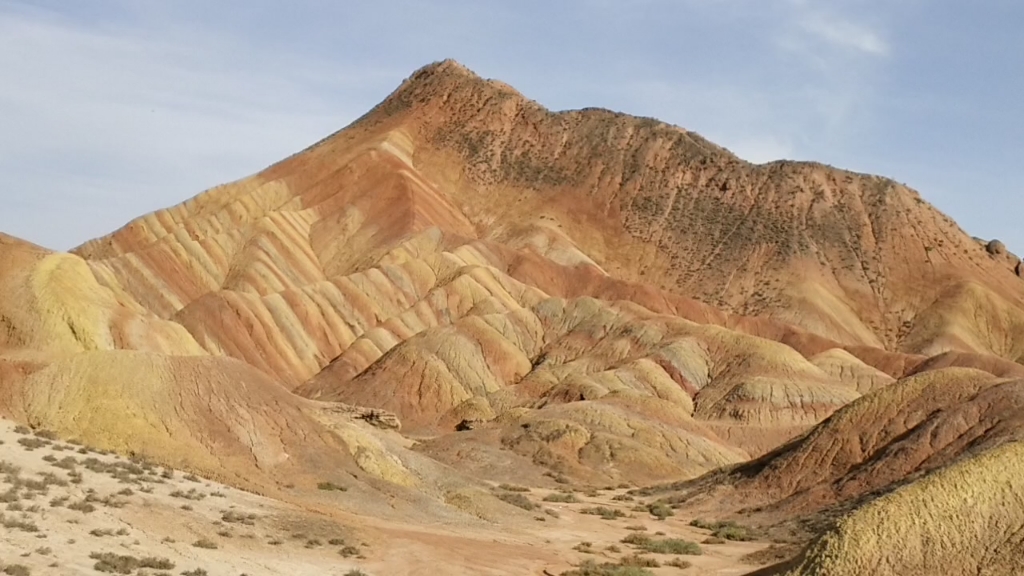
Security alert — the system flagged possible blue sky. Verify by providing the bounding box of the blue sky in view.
[1,0,1021,252]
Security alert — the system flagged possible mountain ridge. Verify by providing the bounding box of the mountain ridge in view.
[2,59,1023,575]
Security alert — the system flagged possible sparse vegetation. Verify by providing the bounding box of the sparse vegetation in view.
[560,559,655,576]
[317,481,348,492]
[543,471,571,484]
[192,538,218,550]
[33,429,58,440]
[169,488,206,501]
[496,491,537,511]
[620,533,702,555]
[90,552,174,574]
[665,558,693,569]
[2,565,31,576]
[68,500,96,513]
[339,545,361,557]
[16,437,48,450]
[497,483,530,492]
[689,519,760,541]
[221,510,257,525]
[574,541,596,554]
[647,503,674,520]
[579,506,625,520]
[0,514,39,533]
[543,492,580,503]
[49,453,78,468]
[619,554,660,568]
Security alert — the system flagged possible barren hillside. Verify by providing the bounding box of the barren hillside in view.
[2,60,1022,575]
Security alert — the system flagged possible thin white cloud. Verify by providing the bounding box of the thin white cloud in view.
[799,12,888,56]
[729,136,796,164]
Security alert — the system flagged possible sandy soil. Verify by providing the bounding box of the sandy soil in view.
[0,418,777,576]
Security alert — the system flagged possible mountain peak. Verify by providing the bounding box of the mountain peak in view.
[357,59,529,125]
[412,58,478,80]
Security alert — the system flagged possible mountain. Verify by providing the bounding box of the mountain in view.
[1,60,1022,575]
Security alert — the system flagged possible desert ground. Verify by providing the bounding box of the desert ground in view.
[0,417,796,576]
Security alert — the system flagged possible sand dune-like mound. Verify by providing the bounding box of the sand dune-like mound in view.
[0,233,201,358]
[643,367,1024,532]
[0,234,458,508]
[782,440,1024,576]
[8,351,360,488]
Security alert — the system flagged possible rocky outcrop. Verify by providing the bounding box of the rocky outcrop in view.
[987,238,1007,255]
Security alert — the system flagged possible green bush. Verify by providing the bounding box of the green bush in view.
[647,503,673,520]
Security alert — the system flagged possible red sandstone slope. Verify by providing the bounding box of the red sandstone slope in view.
[44,60,1022,483]
[0,60,1017,576]
[77,60,1024,360]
